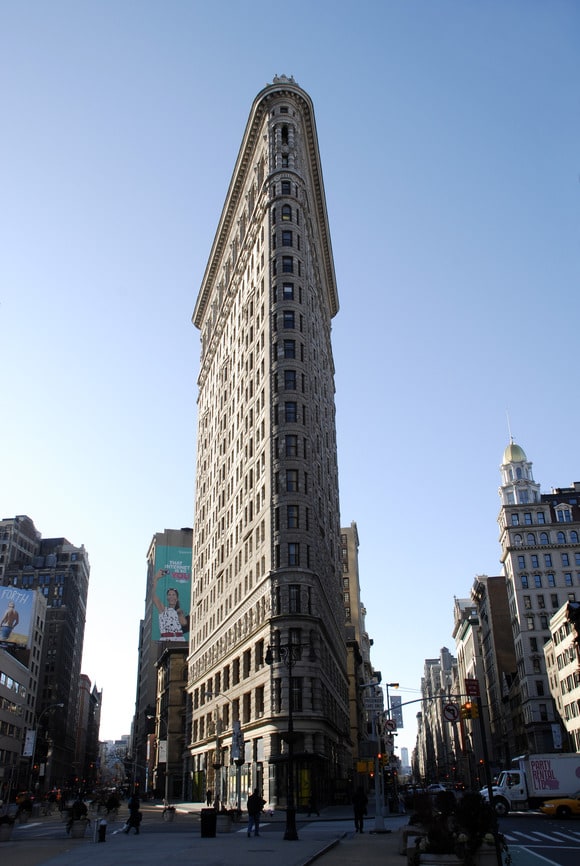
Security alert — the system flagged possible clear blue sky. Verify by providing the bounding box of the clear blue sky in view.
[1,2,578,756]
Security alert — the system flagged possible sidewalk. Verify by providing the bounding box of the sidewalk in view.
[1,801,410,866]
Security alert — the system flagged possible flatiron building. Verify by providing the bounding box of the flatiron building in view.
[186,77,350,808]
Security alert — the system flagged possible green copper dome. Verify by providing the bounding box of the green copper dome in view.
[503,442,527,464]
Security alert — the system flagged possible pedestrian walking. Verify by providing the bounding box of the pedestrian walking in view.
[124,791,142,835]
[352,786,368,833]
[205,788,212,807]
[246,788,265,837]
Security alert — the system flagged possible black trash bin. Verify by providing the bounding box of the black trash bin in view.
[200,808,217,838]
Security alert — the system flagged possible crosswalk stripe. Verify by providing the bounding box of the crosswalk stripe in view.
[552,831,580,841]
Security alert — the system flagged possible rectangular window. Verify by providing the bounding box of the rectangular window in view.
[273,678,281,713]
[283,339,296,358]
[511,514,519,526]
[530,637,538,652]
[288,543,300,566]
[282,230,292,246]
[284,370,297,389]
[536,681,545,696]
[547,573,556,587]
[562,553,570,566]
[540,615,548,629]
[551,593,559,608]
[283,310,295,328]
[281,180,291,195]
[285,434,298,457]
[537,512,546,524]
[286,469,298,492]
[521,575,529,588]
[243,692,251,724]
[243,649,251,678]
[527,616,535,630]
[544,554,552,567]
[285,401,297,422]
[531,555,539,568]
[287,505,299,529]
[538,595,545,609]
[524,513,532,525]
[518,555,526,569]
[290,676,303,712]
[282,256,293,273]
[282,282,294,299]
[255,685,264,716]
[289,584,301,613]
[565,573,573,586]
[524,596,532,609]
[534,574,542,588]
[232,657,240,685]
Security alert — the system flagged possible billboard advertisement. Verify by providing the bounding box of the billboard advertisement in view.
[0,586,36,648]
[152,545,192,642]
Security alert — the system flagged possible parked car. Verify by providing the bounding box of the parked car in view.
[427,783,447,793]
[539,791,580,818]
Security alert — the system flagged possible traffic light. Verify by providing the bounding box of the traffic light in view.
[460,700,479,719]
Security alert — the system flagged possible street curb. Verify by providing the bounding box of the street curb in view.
[302,835,344,865]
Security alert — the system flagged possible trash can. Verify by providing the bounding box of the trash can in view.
[200,807,217,838]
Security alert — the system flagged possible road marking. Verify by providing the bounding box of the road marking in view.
[515,846,563,865]
[532,831,571,841]
[552,830,580,841]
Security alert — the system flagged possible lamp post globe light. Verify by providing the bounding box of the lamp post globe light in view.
[265,641,316,842]
[28,702,64,793]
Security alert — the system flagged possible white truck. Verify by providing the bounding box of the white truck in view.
[481,753,580,816]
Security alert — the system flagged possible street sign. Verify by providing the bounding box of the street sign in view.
[385,718,397,732]
[443,703,460,723]
[465,678,480,697]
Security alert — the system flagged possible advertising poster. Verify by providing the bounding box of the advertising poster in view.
[0,586,35,648]
[152,545,192,642]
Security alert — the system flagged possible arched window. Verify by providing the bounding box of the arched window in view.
[514,534,523,546]
[570,531,578,543]
[540,532,549,545]
[281,204,292,221]
[527,533,536,545]
[557,532,566,544]
[281,124,289,145]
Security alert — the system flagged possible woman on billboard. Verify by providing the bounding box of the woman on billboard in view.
[153,569,189,640]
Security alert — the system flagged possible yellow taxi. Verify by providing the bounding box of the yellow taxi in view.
[539,791,580,819]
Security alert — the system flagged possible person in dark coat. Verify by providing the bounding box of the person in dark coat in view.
[352,786,368,833]
[124,792,142,834]
[206,788,212,807]
[246,788,265,837]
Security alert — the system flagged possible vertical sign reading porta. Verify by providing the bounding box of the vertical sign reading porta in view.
[464,678,480,697]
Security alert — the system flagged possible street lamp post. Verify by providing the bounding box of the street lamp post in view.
[383,683,399,814]
[148,713,170,805]
[360,681,386,831]
[203,691,243,812]
[28,702,64,793]
[265,641,316,842]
